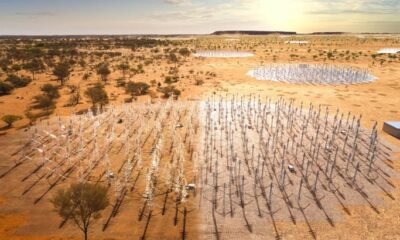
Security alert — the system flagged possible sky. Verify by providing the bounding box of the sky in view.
[0,0,399,35]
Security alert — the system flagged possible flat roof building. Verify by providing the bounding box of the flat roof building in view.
[383,121,400,139]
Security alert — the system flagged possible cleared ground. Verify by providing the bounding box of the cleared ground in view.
[0,34,400,239]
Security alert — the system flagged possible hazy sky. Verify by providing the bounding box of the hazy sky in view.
[0,0,399,35]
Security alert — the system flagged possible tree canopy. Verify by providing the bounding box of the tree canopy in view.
[1,114,22,128]
[5,74,32,88]
[0,81,14,96]
[159,86,181,99]
[84,83,109,109]
[125,81,150,97]
[53,61,71,85]
[117,62,130,79]
[52,183,109,240]
[178,48,191,57]
[96,63,111,83]
[23,58,45,80]
[41,84,60,99]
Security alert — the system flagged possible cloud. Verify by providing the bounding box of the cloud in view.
[4,0,399,34]
[152,0,259,23]
[15,11,56,17]
[306,0,400,15]
[163,0,190,5]
[307,9,397,15]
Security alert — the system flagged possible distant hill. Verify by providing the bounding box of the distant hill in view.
[310,32,346,35]
[212,31,296,35]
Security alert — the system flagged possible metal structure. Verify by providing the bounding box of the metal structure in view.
[1,94,396,240]
[194,51,254,58]
[248,64,376,85]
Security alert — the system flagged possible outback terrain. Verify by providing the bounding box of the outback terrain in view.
[0,34,399,240]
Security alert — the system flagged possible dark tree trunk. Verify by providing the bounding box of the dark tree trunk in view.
[84,228,88,240]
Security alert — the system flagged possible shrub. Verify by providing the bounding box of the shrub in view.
[195,79,204,86]
[41,84,60,99]
[96,63,111,82]
[5,74,32,88]
[125,81,150,96]
[164,75,179,84]
[179,48,191,57]
[116,78,126,87]
[66,93,80,107]
[159,86,181,99]
[150,80,157,86]
[65,85,80,107]
[52,61,71,85]
[23,58,45,80]
[168,53,178,62]
[82,73,90,80]
[0,81,14,96]
[11,64,21,72]
[0,57,10,72]
[84,83,109,109]
[34,94,54,109]
[1,114,22,128]
[117,63,130,78]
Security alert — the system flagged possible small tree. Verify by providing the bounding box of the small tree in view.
[117,63,129,79]
[125,81,150,97]
[24,58,45,80]
[96,63,111,83]
[164,75,179,84]
[1,114,22,128]
[0,57,11,72]
[194,78,204,86]
[53,62,71,86]
[11,64,22,72]
[178,48,191,57]
[51,183,109,240]
[84,83,109,109]
[159,86,181,99]
[0,81,14,96]
[66,85,80,106]
[34,94,54,110]
[168,53,178,63]
[5,74,32,88]
[25,110,35,126]
[41,84,60,99]
[82,73,91,81]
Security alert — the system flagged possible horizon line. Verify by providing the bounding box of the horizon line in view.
[0,31,400,37]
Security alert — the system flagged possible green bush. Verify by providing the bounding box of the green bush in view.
[82,73,90,80]
[34,94,54,109]
[179,48,191,57]
[164,75,179,84]
[41,84,60,99]
[96,63,111,82]
[125,81,150,96]
[0,81,14,96]
[195,79,204,86]
[159,86,181,99]
[52,62,71,85]
[116,78,126,87]
[1,114,22,128]
[5,74,32,88]
[84,83,109,108]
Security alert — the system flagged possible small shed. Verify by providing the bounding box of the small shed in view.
[383,121,400,139]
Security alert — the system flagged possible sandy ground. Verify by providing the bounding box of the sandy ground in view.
[0,34,399,239]
[196,97,399,240]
